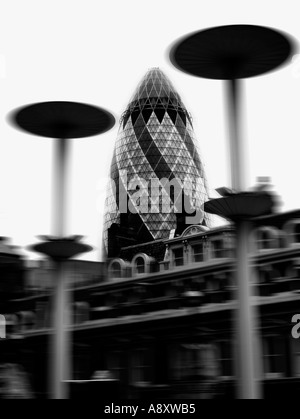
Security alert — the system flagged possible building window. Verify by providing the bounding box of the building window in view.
[224,234,235,258]
[4,314,19,337]
[259,232,274,250]
[131,348,152,384]
[206,276,219,292]
[169,344,196,380]
[135,257,145,275]
[74,302,89,324]
[18,311,36,332]
[192,243,204,263]
[211,239,224,259]
[294,224,300,243]
[110,262,122,279]
[170,343,220,380]
[107,350,124,381]
[256,227,281,251]
[285,220,300,246]
[132,254,156,276]
[73,344,90,380]
[173,248,184,267]
[263,336,286,378]
[292,339,300,377]
[35,302,49,329]
[169,344,181,380]
[108,259,132,279]
[217,341,233,377]
[259,232,272,250]
[198,344,220,378]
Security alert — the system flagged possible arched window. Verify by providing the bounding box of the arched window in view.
[132,254,155,276]
[284,220,300,247]
[135,257,145,275]
[108,259,131,279]
[255,226,281,251]
[110,262,122,278]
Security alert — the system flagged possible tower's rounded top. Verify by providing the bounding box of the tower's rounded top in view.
[128,68,185,107]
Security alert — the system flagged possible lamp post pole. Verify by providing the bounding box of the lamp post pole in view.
[226,78,259,398]
[169,24,295,398]
[54,138,69,238]
[51,136,71,399]
[227,79,246,192]
[9,101,115,399]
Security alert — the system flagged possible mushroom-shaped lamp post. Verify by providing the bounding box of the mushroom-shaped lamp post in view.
[169,25,295,398]
[9,101,115,399]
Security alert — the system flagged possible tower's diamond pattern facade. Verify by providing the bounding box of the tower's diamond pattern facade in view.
[103,68,210,248]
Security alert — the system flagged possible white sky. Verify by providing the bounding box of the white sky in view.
[0,0,300,261]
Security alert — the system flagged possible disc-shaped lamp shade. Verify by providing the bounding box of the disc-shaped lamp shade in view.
[204,193,275,221]
[169,25,295,80]
[9,101,116,139]
[30,238,93,260]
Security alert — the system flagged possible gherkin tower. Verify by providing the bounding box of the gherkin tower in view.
[103,68,210,255]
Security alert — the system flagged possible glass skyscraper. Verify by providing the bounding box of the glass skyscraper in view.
[103,68,210,253]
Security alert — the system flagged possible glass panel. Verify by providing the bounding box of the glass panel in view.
[263,336,286,377]
[193,243,204,262]
[173,248,184,267]
[295,223,300,243]
[212,239,224,258]
[292,339,300,376]
[110,263,121,278]
[217,341,233,377]
[131,348,152,384]
[135,257,145,274]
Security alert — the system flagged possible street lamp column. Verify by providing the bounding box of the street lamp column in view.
[169,24,295,399]
[9,101,115,399]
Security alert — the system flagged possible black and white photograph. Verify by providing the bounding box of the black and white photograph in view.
[1,0,300,402]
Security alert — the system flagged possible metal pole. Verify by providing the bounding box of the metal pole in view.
[53,138,69,237]
[226,79,246,191]
[51,261,71,399]
[226,79,261,399]
[235,221,260,398]
[50,138,72,399]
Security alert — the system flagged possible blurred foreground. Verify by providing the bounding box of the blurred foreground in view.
[1,208,300,399]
